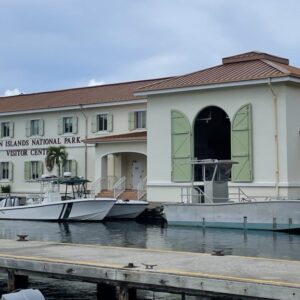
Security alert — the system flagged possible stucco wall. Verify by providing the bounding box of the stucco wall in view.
[147,83,291,202]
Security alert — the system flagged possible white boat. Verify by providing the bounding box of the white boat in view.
[163,160,300,231]
[0,177,115,221]
[106,199,148,219]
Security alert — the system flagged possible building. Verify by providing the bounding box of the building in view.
[1,51,300,202]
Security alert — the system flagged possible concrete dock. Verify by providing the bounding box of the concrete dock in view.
[0,239,300,299]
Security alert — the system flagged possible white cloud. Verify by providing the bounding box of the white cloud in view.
[4,88,21,96]
[88,79,105,87]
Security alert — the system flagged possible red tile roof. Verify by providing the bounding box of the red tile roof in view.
[84,131,147,144]
[136,51,300,93]
[0,78,170,114]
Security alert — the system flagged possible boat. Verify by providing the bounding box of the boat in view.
[163,159,300,231]
[106,199,148,219]
[0,176,115,221]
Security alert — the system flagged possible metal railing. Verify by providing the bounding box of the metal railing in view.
[113,176,126,198]
[90,176,117,196]
[137,176,147,200]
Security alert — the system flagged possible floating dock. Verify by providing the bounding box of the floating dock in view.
[0,239,299,299]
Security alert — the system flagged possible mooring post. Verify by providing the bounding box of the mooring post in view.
[118,284,137,300]
[97,283,117,299]
[7,270,29,291]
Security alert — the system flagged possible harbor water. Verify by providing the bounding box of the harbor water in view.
[0,219,300,299]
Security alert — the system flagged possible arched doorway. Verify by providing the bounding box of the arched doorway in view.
[194,106,231,180]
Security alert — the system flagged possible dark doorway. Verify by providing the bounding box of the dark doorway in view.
[194,106,231,180]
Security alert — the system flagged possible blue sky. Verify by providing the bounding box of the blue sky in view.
[1,0,300,96]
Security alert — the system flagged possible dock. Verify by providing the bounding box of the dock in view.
[0,239,300,299]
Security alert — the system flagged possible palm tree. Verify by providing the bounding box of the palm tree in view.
[45,146,68,176]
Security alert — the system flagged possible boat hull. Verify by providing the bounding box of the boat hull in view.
[106,200,148,219]
[0,199,115,221]
[163,200,300,231]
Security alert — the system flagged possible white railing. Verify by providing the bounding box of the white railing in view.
[181,186,208,203]
[113,176,126,198]
[137,176,147,200]
[90,176,117,197]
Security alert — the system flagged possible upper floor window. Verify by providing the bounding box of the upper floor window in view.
[92,113,113,133]
[129,111,146,130]
[58,116,78,135]
[63,117,73,133]
[26,119,44,137]
[0,121,14,138]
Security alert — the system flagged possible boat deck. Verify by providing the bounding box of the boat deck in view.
[0,239,299,299]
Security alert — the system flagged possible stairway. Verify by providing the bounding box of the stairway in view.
[97,189,114,198]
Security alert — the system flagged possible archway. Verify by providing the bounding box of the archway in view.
[194,106,231,180]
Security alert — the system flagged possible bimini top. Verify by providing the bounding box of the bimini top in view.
[135,51,300,95]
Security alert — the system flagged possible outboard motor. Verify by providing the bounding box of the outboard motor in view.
[0,289,45,300]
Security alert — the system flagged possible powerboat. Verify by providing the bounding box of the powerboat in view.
[163,160,300,231]
[0,176,115,221]
[106,199,148,219]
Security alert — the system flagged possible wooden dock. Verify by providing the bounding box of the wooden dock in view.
[0,238,300,299]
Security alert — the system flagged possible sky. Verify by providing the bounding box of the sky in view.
[1,0,300,96]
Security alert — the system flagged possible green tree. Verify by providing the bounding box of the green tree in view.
[45,146,68,176]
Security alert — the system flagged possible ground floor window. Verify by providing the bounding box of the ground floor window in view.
[62,160,77,176]
[24,161,43,180]
[0,162,9,180]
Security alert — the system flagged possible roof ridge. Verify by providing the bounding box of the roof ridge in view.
[261,59,290,74]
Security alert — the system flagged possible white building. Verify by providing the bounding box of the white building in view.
[1,51,300,202]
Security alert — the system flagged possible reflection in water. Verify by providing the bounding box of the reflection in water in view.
[0,220,299,260]
[0,220,300,299]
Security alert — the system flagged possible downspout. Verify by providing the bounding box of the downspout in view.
[267,78,280,197]
[79,104,88,179]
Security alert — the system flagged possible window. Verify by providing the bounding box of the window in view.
[24,161,43,180]
[26,119,44,137]
[129,111,146,130]
[135,111,146,129]
[58,116,77,135]
[31,120,39,136]
[91,113,113,133]
[63,117,73,133]
[0,162,9,180]
[97,114,108,131]
[0,121,13,138]
[62,160,77,176]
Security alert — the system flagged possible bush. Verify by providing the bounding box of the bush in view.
[1,185,11,194]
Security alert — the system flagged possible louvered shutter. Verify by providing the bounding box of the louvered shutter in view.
[8,162,13,180]
[58,118,63,135]
[171,110,192,182]
[24,162,31,180]
[128,112,135,131]
[39,120,44,136]
[9,122,14,138]
[25,121,31,137]
[72,116,78,134]
[107,114,113,132]
[231,103,253,182]
[71,160,77,176]
[91,114,98,133]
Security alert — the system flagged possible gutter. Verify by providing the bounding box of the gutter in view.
[267,78,280,197]
[79,104,88,179]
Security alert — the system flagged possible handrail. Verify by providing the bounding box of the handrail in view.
[137,176,147,200]
[90,176,118,197]
[113,176,126,198]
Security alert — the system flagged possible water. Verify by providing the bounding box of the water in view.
[0,220,300,299]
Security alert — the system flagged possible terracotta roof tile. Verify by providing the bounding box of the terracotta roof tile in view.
[0,78,170,114]
[136,51,300,93]
[84,131,147,144]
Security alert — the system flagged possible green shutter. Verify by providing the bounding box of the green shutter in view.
[58,118,63,135]
[72,116,78,134]
[91,114,97,133]
[107,114,113,132]
[39,119,44,136]
[8,162,13,181]
[71,160,77,176]
[38,161,43,178]
[9,122,14,138]
[171,110,192,182]
[25,120,31,137]
[128,112,135,131]
[231,103,253,182]
[24,162,31,180]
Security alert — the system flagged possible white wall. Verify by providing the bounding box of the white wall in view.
[147,83,292,202]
